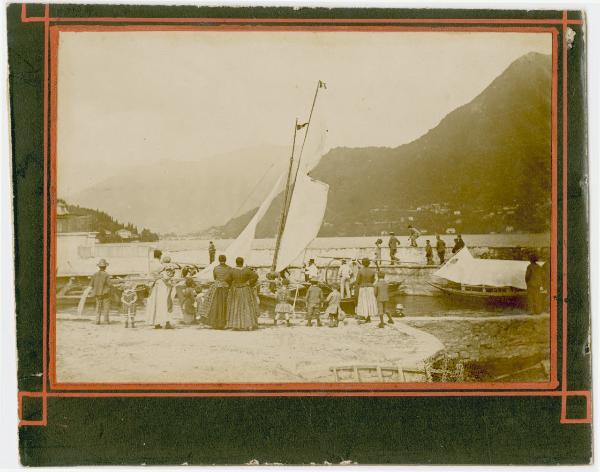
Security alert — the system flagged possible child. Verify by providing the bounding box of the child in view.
[181,277,197,324]
[425,240,434,265]
[274,279,293,326]
[325,284,343,327]
[305,279,323,327]
[374,272,394,328]
[120,283,137,328]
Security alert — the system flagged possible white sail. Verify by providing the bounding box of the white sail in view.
[433,248,530,290]
[275,173,329,272]
[198,173,284,279]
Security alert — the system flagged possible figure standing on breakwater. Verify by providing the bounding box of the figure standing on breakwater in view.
[525,253,545,315]
[436,235,446,265]
[374,238,383,268]
[208,241,216,264]
[425,240,434,265]
[204,254,232,329]
[89,258,112,325]
[388,232,400,264]
[356,258,378,323]
[408,225,421,247]
[452,234,465,254]
[226,257,259,330]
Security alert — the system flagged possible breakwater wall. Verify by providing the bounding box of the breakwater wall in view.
[249,244,550,296]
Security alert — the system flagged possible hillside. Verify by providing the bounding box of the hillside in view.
[208,52,552,238]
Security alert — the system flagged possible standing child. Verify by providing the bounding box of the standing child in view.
[305,280,323,327]
[374,272,395,328]
[120,283,137,328]
[274,279,293,326]
[181,278,198,324]
[325,284,343,327]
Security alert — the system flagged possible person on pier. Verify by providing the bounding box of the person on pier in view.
[408,225,421,248]
[435,235,447,265]
[374,239,383,268]
[203,254,232,329]
[208,241,216,264]
[226,257,260,331]
[388,232,400,263]
[355,258,378,323]
[425,240,434,265]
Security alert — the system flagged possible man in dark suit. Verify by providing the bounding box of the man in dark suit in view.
[89,258,112,324]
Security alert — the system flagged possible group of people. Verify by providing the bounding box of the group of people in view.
[376,229,465,266]
[88,249,262,331]
[424,234,465,265]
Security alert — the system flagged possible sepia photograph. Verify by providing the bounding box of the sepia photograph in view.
[54,29,553,386]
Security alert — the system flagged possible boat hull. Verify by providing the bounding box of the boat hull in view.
[427,281,527,307]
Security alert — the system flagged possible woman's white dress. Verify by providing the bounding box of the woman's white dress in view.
[145,260,172,326]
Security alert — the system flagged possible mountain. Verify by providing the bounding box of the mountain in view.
[210,52,552,238]
[69,145,289,234]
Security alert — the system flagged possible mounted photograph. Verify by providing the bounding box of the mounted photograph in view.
[53,29,554,386]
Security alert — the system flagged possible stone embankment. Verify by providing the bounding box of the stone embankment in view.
[404,313,550,380]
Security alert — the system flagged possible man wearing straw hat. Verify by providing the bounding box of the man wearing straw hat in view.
[89,258,113,325]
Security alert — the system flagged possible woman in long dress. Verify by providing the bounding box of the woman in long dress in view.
[202,254,232,329]
[355,257,378,323]
[226,257,259,331]
[145,254,174,329]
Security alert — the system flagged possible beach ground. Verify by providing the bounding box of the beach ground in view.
[55,306,444,384]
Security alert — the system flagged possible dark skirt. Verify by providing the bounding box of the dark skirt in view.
[226,285,259,330]
[205,286,229,329]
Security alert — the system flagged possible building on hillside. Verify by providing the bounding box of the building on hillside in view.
[116,229,132,239]
[56,199,93,233]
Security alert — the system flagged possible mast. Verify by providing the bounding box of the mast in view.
[271,118,298,272]
[271,80,325,272]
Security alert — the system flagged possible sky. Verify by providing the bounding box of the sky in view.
[56,30,552,197]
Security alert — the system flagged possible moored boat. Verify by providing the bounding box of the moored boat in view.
[428,247,530,306]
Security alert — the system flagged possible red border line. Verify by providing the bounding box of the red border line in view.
[19,5,584,25]
[48,23,558,394]
[52,24,557,33]
[560,9,569,421]
[550,30,559,385]
[15,4,589,426]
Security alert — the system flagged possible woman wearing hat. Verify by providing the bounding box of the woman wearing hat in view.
[355,258,378,323]
[146,255,175,329]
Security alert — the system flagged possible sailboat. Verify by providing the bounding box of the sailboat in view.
[197,80,329,288]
